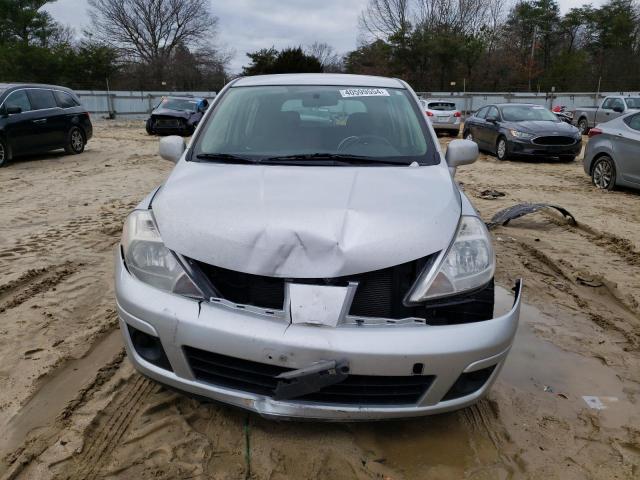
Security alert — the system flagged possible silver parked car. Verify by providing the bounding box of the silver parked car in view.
[583,111,640,191]
[116,74,522,420]
[420,99,461,136]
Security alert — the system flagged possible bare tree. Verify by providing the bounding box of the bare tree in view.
[305,42,343,72]
[87,0,218,82]
[360,0,413,42]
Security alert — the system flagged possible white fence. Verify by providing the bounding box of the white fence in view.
[76,90,217,119]
[76,90,639,119]
[415,91,640,116]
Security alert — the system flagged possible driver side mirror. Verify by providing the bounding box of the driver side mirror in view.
[446,139,478,172]
[2,106,21,116]
[159,136,186,163]
[613,105,624,113]
[486,114,499,123]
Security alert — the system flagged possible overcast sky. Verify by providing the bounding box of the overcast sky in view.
[43,0,605,73]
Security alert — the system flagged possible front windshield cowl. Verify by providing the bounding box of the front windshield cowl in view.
[191,84,438,166]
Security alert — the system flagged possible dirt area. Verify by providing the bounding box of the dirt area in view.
[0,123,638,479]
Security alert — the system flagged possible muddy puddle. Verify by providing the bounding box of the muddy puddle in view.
[346,286,636,479]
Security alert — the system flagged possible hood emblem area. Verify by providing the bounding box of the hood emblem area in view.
[287,282,358,327]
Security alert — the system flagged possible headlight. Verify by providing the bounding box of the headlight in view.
[509,129,533,139]
[122,210,203,299]
[406,216,495,303]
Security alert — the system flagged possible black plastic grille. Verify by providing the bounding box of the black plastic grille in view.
[532,136,576,146]
[191,257,495,324]
[184,347,435,405]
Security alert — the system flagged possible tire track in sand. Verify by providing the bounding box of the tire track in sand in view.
[64,375,154,480]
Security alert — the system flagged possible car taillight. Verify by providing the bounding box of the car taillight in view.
[588,128,602,138]
[426,111,434,116]
[454,112,461,118]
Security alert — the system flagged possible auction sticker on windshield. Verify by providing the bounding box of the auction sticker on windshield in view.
[339,88,390,98]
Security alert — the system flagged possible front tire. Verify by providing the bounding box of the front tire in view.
[577,118,589,135]
[592,156,616,190]
[0,139,8,168]
[65,127,85,154]
[496,136,509,161]
[463,130,473,141]
[146,118,155,135]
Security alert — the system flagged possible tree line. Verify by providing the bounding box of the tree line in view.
[1,0,638,92]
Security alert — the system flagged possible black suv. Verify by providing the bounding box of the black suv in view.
[0,84,93,167]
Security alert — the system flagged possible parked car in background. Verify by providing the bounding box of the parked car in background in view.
[0,83,92,167]
[552,105,573,124]
[116,73,522,420]
[146,96,209,136]
[572,95,640,135]
[463,103,582,161]
[583,111,640,191]
[420,99,461,136]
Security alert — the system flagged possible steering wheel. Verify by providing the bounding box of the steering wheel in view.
[337,135,393,153]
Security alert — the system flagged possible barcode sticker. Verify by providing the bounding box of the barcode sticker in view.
[339,88,390,98]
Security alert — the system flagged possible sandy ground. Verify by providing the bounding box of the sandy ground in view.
[0,122,638,479]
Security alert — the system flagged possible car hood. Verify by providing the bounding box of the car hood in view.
[509,120,578,134]
[152,162,461,278]
[151,107,193,119]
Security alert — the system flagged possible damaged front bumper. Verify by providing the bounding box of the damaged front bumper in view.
[115,252,522,420]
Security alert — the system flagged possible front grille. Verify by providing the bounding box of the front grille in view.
[532,136,576,146]
[191,256,494,324]
[184,347,435,405]
[195,257,431,319]
[154,116,182,127]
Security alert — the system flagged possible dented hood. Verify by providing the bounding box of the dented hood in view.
[152,162,461,278]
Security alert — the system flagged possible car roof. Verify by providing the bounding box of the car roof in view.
[0,83,75,92]
[493,103,547,108]
[164,96,204,101]
[232,73,405,89]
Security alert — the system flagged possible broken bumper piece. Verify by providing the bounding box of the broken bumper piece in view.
[115,253,522,420]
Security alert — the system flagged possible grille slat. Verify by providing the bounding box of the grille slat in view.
[532,136,576,146]
[184,346,434,406]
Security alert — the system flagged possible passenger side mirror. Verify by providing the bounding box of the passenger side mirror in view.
[446,139,478,170]
[159,136,186,163]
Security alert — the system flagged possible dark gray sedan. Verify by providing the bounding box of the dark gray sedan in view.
[463,103,582,161]
[583,111,640,191]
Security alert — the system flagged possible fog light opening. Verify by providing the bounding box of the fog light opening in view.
[127,325,173,371]
[442,365,496,401]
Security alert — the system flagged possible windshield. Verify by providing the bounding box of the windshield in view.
[160,98,198,112]
[427,102,456,111]
[625,97,640,109]
[501,105,558,122]
[193,85,435,165]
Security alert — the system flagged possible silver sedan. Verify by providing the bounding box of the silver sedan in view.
[584,111,640,190]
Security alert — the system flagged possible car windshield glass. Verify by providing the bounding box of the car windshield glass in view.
[193,85,434,165]
[501,105,558,122]
[160,98,198,112]
[428,102,456,111]
[624,98,640,109]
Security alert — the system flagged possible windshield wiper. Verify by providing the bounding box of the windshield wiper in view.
[195,153,259,164]
[262,153,410,166]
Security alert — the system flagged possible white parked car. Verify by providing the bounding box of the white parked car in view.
[420,99,462,136]
[116,74,522,420]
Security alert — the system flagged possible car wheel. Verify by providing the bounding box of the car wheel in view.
[463,130,473,141]
[146,118,155,135]
[65,127,85,154]
[496,137,509,161]
[0,139,8,168]
[577,118,589,135]
[592,156,616,190]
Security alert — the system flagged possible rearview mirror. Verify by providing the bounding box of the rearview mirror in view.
[446,139,478,171]
[159,136,186,163]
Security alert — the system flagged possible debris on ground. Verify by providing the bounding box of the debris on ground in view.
[487,202,577,229]
[477,189,506,200]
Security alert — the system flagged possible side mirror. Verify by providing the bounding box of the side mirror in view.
[613,105,624,113]
[159,136,186,163]
[486,114,499,123]
[446,139,478,171]
[6,106,22,115]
